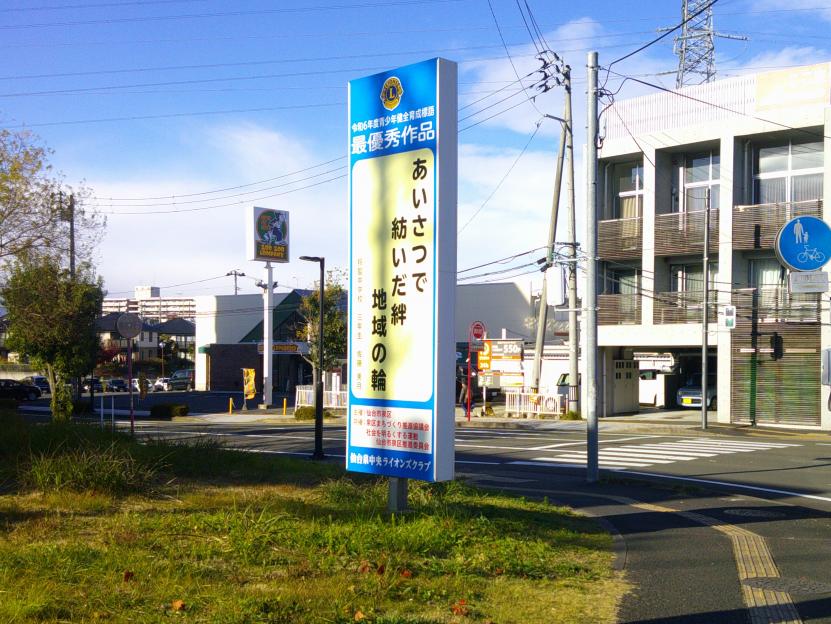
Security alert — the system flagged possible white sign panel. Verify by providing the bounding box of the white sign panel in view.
[789,270,829,294]
[246,206,289,263]
[347,58,457,483]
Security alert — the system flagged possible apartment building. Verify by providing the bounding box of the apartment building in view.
[102,286,196,323]
[597,62,831,431]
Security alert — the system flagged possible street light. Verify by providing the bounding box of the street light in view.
[300,255,325,460]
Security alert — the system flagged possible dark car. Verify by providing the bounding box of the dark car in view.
[168,369,194,391]
[0,378,42,401]
[106,378,128,392]
[22,375,50,394]
[82,378,103,393]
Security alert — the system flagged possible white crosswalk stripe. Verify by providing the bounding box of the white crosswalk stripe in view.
[530,438,800,469]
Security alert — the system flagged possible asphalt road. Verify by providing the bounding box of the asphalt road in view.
[118,420,831,623]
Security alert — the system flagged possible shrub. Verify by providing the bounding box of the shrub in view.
[149,403,189,419]
[293,406,334,420]
[561,410,582,421]
[72,399,94,415]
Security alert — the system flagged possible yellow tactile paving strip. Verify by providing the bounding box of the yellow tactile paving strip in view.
[627,500,802,624]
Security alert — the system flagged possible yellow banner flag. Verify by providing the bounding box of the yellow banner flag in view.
[243,368,256,400]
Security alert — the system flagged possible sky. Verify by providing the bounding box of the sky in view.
[2,0,830,301]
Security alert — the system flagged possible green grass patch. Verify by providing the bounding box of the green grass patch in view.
[0,417,627,623]
[294,405,337,420]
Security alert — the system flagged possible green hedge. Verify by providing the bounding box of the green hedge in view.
[294,406,335,421]
[72,400,94,415]
[149,403,189,419]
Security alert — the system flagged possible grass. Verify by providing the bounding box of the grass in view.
[0,413,628,623]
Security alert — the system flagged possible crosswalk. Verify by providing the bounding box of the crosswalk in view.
[524,438,801,470]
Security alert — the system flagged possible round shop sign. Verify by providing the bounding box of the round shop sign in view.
[775,215,831,272]
[470,320,486,340]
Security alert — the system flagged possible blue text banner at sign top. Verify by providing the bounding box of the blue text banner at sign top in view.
[775,215,831,272]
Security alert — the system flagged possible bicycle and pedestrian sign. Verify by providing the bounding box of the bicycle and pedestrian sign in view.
[775,215,831,272]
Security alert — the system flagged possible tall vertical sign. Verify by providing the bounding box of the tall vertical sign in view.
[246,206,290,407]
[347,58,457,482]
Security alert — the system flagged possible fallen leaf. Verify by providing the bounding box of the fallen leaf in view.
[122,570,134,583]
[493,567,504,576]
[450,599,469,616]
[171,600,186,612]
[400,569,413,579]
[375,564,386,575]
[357,560,372,573]
[354,610,366,621]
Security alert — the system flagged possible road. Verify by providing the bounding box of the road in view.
[119,419,831,622]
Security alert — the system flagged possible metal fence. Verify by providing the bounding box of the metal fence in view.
[505,390,563,418]
[294,385,348,409]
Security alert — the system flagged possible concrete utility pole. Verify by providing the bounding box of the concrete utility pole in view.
[563,67,579,416]
[701,187,711,430]
[530,100,568,394]
[585,51,600,483]
[226,270,246,295]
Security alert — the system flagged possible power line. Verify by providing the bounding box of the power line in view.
[0,0,465,30]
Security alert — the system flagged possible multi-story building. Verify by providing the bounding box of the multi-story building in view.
[596,62,831,431]
[102,286,196,323]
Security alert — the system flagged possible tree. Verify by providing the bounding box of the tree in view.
[298,269,347,374]
[1,255,104,421]
[0,129,104,269]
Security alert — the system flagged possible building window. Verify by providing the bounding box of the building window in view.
[754,139,823,204]
[670,262,719,292]
[602,265,640,295]
[610,160,643,220]
[681,152,720,212]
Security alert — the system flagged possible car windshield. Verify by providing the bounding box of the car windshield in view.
[685,374,717,387]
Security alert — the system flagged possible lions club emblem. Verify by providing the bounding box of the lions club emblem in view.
[381,76,404,111]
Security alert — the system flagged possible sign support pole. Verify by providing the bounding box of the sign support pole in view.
[128,340,134,436]
[701,188,710,430]
[263,261,274,408]
[388,476,408,513]
[467,325,472,422]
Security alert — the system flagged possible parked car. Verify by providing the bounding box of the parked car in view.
[130,378,151,393]
[106,378,128,392]
[168,369,194,391]
[22,375,50,394]
[0,378,42,401]
[153,377,170,392]
[82,378,103,393]
[676,373,717,409]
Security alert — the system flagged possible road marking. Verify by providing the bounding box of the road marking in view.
[529,456,653,468]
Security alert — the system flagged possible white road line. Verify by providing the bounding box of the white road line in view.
[530,456,652,468]
[680,439,799,448]
[606,445,719,457]
[456,460,502,465]
[554,452,677,465]
[456,444,552,451]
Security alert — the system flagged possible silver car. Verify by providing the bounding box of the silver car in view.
[676,374,717,409]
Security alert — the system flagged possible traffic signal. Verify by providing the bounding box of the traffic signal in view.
[770,332,783,360]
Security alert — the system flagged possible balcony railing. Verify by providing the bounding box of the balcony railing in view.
[599,293,641,325]
[654,210,719,256]
[733,200,822,250]
[653,291,718,324]
[733,288,820,323]
[598,217,642,260]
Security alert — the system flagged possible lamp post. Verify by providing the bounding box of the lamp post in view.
[300,255,325,460]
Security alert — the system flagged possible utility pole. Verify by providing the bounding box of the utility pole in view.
[530,112,568,393]
[585,51,600,483]
[226,270,246,295]
[563,66,579,416]
[701,187,711,429]
[68,194,76,280]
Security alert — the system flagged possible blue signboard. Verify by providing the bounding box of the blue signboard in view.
[775,215,831,272]
[347,58,457,483]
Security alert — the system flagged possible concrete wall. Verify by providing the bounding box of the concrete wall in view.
[194,294,263,391]
[455,282,534,342]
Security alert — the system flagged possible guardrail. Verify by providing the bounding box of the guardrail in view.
[505,390,563,418]
[295,385,348,409]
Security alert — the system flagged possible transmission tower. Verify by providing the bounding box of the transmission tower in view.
[672,0,746,88]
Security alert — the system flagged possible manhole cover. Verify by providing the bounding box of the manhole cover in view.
[743,577,831,595]
[723,508,787,519]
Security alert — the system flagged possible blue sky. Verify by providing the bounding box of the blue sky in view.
[2,0,829,299]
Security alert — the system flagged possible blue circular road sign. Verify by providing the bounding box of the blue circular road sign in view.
[775,215,831,272]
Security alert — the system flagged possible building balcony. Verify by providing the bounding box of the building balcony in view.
[653,291,718,324]
[598,217,642,260]
[733,200,822,251]
[599,293,641,325]
[654,209,719,256]
[733,288,820,323]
